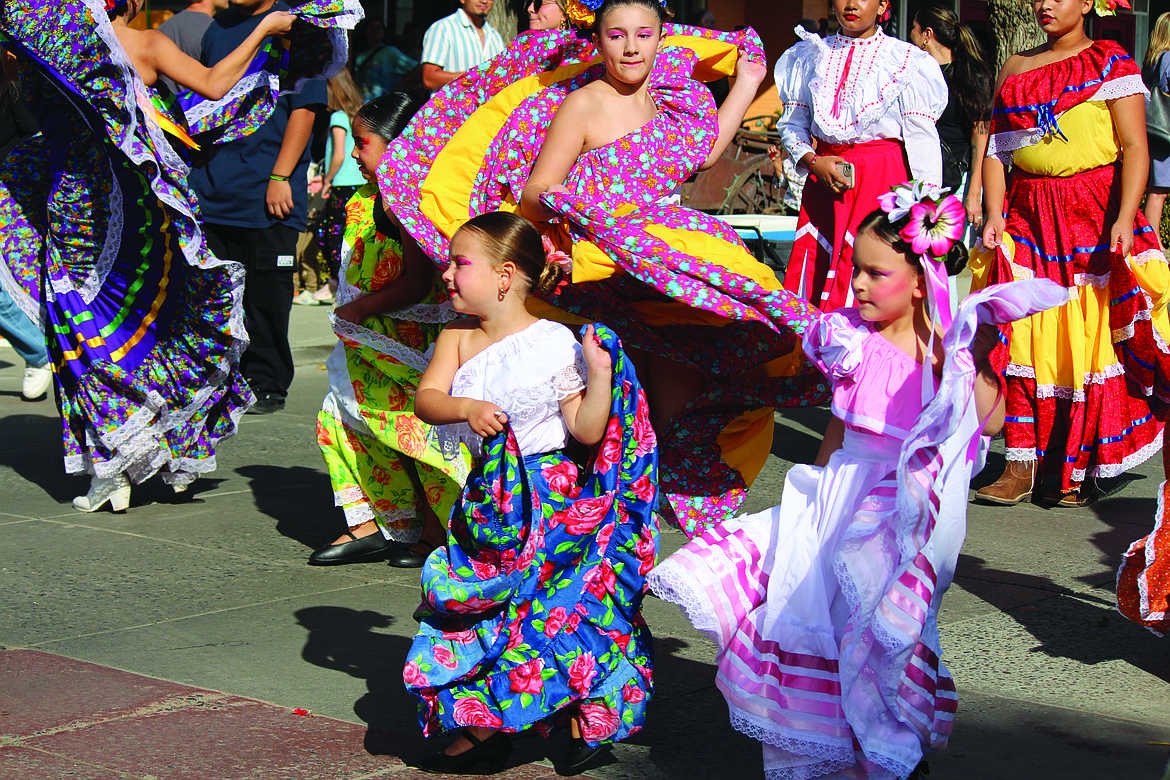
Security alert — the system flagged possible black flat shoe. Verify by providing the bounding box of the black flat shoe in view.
[246,393,286,415]
[561,736,605,773]
[388,539,438,569]
[418,730,511,775]
[308,531,392,565]
[908,760,930,779]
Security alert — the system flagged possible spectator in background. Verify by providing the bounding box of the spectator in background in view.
[156,0,230,93]
[525,0,567,31]
[310,68,366,304]
[0,48,50,400]
[1144,12,1170,235]
[420,0,504,92]
[351,18,418,101]
[190,0,327,414]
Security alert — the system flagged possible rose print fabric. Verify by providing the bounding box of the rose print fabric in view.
[404,326,658,746]
[378,25,829,537]
[317,185,470,540]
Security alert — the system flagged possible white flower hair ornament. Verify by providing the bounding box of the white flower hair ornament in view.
[877,180,966,334]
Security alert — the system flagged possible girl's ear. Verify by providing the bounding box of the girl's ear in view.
[912,265,928,299]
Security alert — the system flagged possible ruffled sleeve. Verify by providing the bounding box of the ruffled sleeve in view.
[802,309,868,382]
[775,31,819,166]
[897,51,947,185]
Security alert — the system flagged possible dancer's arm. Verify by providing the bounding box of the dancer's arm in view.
[813,416,844,467]
[559,325,612,446]
[417,324,508,436]
[981,59,1022,249]
[521,91,591,223]
[972,323,1005,436]
[334,226,437,324]
[698,49,766,171]
[137,12,295,98]
[1109,94,1149,258]
[320,125,348,200]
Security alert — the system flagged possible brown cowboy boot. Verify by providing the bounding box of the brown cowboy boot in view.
[975,460,1036,506]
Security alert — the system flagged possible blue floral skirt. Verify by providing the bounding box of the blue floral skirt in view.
[405,326,659,747]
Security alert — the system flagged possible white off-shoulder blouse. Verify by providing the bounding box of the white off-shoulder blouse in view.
[444,319,587,457]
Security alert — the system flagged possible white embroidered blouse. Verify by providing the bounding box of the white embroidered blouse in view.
[775,27,948,186]
[444,319,587,457]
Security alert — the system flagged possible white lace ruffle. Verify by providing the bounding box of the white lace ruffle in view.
[331,312,431,374]
[385,302,461,323]
[1094,73,1148,103]
[645,565,723,644]
[1085,435,1162,478]
[1005,447,1037,461]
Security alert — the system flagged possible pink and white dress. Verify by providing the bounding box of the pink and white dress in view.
[648,282,1069,779]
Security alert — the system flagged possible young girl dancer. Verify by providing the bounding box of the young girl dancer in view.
[974,0,1170,507]
[777,0,948,312]
[649,183,1068,780]
[311,93,469,568]
[382,0,827,539]
[405,212,658,775]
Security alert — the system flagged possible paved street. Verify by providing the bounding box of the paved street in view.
[1,303,1168,779]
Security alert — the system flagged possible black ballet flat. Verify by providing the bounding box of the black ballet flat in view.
[908,760,930,779]
[560,736,605,774]
[418,730,511,775]
[388,539,439,569]
[307,531,391,565]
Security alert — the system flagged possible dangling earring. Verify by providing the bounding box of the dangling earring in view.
[498,284,507,301]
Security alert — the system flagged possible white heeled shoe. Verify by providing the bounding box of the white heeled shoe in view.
[72,474,131,513]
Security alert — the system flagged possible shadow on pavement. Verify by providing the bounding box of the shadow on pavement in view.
[0,412,75,503]
[772,406,833,465]
[237,464,337,549]
[959,550,1169,679]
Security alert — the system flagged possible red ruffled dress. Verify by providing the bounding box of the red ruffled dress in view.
[971,40,1170,492]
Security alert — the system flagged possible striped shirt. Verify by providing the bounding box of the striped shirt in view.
[420,9,505,73]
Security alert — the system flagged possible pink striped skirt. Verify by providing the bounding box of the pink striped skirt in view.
[649,430,960,780]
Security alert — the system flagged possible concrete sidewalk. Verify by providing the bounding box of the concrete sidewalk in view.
[1,303,1168,779]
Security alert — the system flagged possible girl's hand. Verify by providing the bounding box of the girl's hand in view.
[320,181,332,200]
[466,400,508,437]
[810,155,849,195]
[964,191,983,230]
[333,300,363,325]
[981,214,1005,250]
[581,325,612,376]
[1110,220,1134,258]
[971,323,999,363]
[260,11,296,36]
[734,48,767,86]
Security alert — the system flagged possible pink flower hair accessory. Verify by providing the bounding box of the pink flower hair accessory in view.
[542,234,573,293]
[877,180,963,258]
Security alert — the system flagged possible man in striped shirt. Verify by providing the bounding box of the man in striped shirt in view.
[420,0,505,90]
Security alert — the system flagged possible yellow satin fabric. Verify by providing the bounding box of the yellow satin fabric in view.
[1012,102,1120,177]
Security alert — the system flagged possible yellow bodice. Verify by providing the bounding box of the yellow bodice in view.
[1012,101,1121,177]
